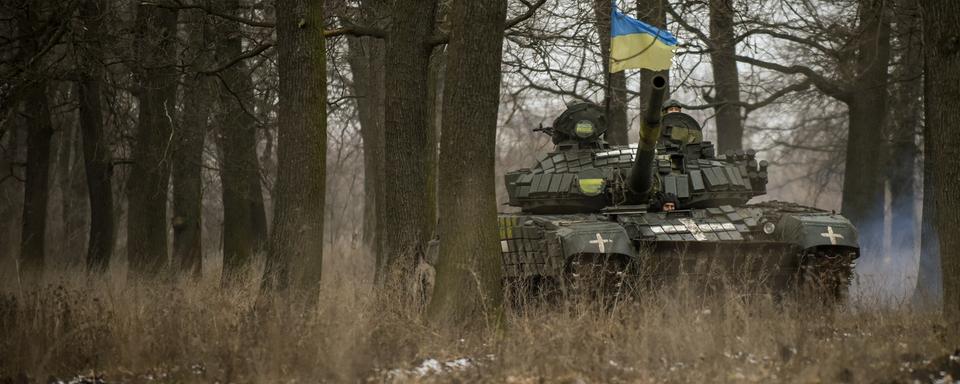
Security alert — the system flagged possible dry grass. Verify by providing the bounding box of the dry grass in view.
[1,244,955,383]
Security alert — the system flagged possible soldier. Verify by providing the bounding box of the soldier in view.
[662,99,682,114]
[650,191,680,212]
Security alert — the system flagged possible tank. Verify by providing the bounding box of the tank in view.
[498,75,858,299]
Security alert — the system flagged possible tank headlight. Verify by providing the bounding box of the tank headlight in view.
[762,222,776,235]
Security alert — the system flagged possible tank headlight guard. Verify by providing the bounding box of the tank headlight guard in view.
[762,221,776,235]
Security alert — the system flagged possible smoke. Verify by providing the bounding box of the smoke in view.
[850,181,924,306]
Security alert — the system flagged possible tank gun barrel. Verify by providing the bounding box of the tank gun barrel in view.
[628,75,667,196]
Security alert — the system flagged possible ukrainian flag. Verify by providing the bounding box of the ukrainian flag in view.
[610,5,677,72]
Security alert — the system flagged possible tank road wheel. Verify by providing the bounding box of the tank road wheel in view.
[562,254,630,302]
[797,248,857,305]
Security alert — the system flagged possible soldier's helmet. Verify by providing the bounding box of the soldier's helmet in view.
[662,99,682,113]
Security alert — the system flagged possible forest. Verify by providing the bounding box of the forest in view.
[1,0,959,382]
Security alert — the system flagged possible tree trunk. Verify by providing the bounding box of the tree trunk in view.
[18,83,53,284]
[216,0,268,286]
[428,0,507,326]
[913,7,939,300]
[709,0,743,152]
[56,117,88,267]
[77,0,113,274]
[887,0,920,275]
[921,0,960,335]
[172,8,211,279]
[381,0,438,286]
[840,0,890,256]
[15,4,55,284]
[592,0,629,146]
[0,115,22,267]
[261,0,326,293]
[127,5,178,279]
[915,136,941,305]
[425,44,443,237]
[345,32,386,261]
[637,0,670,119]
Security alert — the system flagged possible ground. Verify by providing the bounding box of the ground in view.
[0,245,955,383]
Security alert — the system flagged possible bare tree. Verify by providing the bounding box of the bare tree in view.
[592,0,629,145]
[921,0,960,333]
[127,4,178,279]
[380,0,438,286]
[429,0,508,325]
[261,0,326,293]
[0,117,22,268]
[15,2,58,284]
[733,0,891,252]
[344,0,388,276]
[708,0,743,151]
[884,0,922,296]
[76,0,115,273]
[172,8,212,279]
[216,0,269,286]
[637,0,670,117]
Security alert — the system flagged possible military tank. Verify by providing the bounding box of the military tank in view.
[498,76,858,299]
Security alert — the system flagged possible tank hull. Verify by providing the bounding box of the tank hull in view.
[498,201,858,297]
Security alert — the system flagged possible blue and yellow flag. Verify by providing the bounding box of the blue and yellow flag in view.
[610,5,677,72]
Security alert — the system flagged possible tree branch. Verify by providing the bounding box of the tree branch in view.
[665,3,714,50]
[735,29,834,56]
[324,22,387,39]
[143,1,391,39]
[734,55,851,103]
[687,80,812,114]
[744,80,812,113]
[429,0,546,47]
[141,1,276,28]
[200,43,274,75]
[505,0,547,30]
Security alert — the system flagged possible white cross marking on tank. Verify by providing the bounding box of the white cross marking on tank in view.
[590,233,612,253]
[820,226,844,245]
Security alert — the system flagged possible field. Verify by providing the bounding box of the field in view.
[1,245,957,383]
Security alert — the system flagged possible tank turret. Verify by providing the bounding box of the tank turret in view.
[628,75,667,196]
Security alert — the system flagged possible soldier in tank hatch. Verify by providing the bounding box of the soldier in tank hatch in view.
[662,99,683,114]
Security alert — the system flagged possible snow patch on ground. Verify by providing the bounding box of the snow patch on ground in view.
[384,355,492,381]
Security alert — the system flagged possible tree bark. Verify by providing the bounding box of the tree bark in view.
[425,43,442,238]
[887,0,920,277]
[345,25,386,257]
[915,136,941,305]
[709,0,743,152]
[637,0,670,119]
[18,83,53,284]
[346,33,387,280]
[15,4,55,284]
[381,0,438,286]
[56,116,88,267]
[76,0,115,272]
[216,0,268,286]
[840,0,890,254]
[428,0,507,326]
[127,4,178,279]
[921,0,960,335]
[0,115,22,266]
[172,8,211,279]
[261,0,326,293]
[914,0,938,302]
[592,0,629,146]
